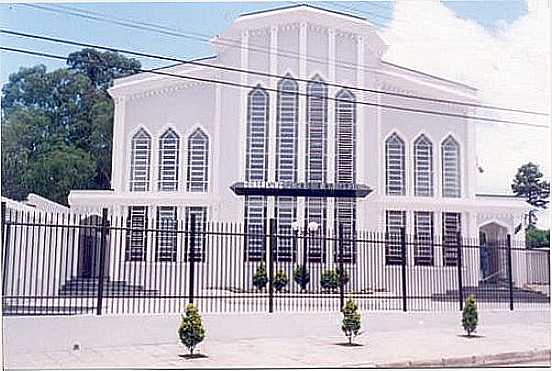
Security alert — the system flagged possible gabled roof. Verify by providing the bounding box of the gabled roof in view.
[239,3,367,22]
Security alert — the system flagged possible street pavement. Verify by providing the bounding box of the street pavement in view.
[4,313,550,369]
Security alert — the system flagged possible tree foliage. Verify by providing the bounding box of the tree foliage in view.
[462,295,478,336]
[252,262,268,291]
[341,298,361,345]
[1,50,141,205]
[512,162,550,211]
[526,228,550,248]
[178,304,205,355]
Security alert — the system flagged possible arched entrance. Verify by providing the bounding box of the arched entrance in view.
[77,215,110,278]
[479,221,509,285]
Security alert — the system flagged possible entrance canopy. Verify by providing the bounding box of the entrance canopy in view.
[230,181,372,198]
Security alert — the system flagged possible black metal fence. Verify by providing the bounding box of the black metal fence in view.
[1,204,549,316]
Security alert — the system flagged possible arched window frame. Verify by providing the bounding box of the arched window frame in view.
[158,128,180,192]
[186,128,209,192]
[385,133,406,196]
[413,134,434,197]
[335,88,357,264]
[441,135,461,198]
[129,128,151,192]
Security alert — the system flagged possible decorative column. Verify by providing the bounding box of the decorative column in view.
[112,96,127,192]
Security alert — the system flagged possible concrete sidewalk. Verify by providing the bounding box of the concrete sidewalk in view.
[4,312,550,369]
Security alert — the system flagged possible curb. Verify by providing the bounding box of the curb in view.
[373,349,551,368]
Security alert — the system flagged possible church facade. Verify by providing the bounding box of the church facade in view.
[69,4,529,287]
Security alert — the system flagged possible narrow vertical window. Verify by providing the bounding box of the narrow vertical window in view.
[442,136,461,198]
[414,211,434,265]
[245,86,269,261]
[275,76,298,262]
[156,206,177,262]
[385,210,406,265]
[158,129,180,191]
[186,128,209,192]
[413,135,433,197]
[185,206,207,262]
[126,206,148,261]
[442,212,461,266]
[305,75,328,262]
[335,89,357,264]
[385,133,406,195]
[129,129,151,191]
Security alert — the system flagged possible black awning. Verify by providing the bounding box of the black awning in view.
[230,182,372,198]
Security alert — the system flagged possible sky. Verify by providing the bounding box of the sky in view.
[0,0,550,227]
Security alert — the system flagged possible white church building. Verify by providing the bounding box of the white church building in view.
[68,4,530,288]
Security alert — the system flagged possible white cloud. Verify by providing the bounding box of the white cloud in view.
[381,0,551,228]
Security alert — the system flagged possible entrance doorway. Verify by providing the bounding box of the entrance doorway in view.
[77,215,110,278]
[479,222,509,285]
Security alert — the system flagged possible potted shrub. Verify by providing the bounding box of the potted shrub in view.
[178,304,205,356]
[293,265,310,291]
[273,270,289,292]
[462,295,479,336]
[336,268,349,287]
[320,269,338,292]
[341,298,362,345]
[253,262,268,291]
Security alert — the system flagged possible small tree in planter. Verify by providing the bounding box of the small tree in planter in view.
[320,269,338,292]
[178,304,205,356]
[336,268,349,287]
[462,295,479,336]
[341,298,361,345]
[273,270,289,292]
[293,265,310,291]
[253,262,268,291]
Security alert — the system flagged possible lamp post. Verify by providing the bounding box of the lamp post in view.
[291,221,319,292]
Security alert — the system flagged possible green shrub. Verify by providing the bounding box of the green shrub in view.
[273,270,289,292]
[336,268,349,286]
[253,262,268,291]
[320,270,338,292]
[341,298,361,345]
[293,265,310,291]
[178,304,205,355]
[462,295,478,336]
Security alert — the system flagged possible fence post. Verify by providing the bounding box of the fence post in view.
[188,214,196,305]
[506,234,514,311]
[1,201,9,296]
[338,223,345,311]
[268,218,276,313]
[400,227,407,312]
[96,208,109,315]
[456,231,464,311]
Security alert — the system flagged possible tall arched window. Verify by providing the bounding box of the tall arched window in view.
[385,133,406,195]
[129,128,151,192]
[441,136,461,198]
[335,89,357,263]
[186,128,209,192]
[305,75,328,262]
[158,128,180,191]
[413,134,433,197]
[245,86,269,262]
[275,76,298,262]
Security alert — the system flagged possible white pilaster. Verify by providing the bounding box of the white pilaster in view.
[268,26,279,219]
[327,27,336,225]
[465,112,477,199]
[212,83,222,220]
[112,97,126,191]
[356,36,366,227]
[238,31,249,183]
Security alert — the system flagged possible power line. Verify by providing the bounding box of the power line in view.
[2,28,548,117]
[20,2,548,117]
[1,45,548,129]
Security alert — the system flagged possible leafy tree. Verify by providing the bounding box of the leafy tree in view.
[252,262,268,291]
[293,265,310,291]
[273,270,288,292]
[462,295,478,337]
[341,298,361,345]
[512,163,550,227]
[526,228,550,248]
[178,304,205,355]
[1,50,140,205]
[320,270,338,292]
